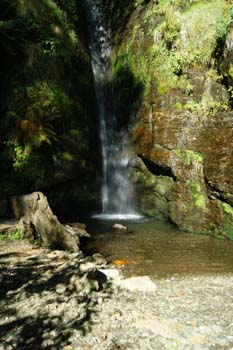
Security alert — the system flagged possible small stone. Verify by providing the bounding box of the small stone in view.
[112,223,128,231]
[92,253,107,267]
[56,283,66,294]
[79,262,96,273]
[97,297,103,305]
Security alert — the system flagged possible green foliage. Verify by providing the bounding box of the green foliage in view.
[215,5,233,41]
[6,81,70,149]
[0,229,23,241]
[0,0,96,200]
[0,0,26,57]
[12,143,32,171]
[134,0,144,7]
[169,53,182,75]
[158,14,180,49]
[116,0,232,114]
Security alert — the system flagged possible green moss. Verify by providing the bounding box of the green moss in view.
[221,202,233,239]
[187,180,205,208]
[222,203,233,216]
[222,222,233,240]
[113,0,231,108]
[215,200,233,239]
[174,149,203,165]
[154,176,174,196]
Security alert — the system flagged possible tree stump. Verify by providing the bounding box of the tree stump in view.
[12,192,88,252]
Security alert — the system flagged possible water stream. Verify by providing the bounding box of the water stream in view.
[84,219,233,278]
[84,0,140,219]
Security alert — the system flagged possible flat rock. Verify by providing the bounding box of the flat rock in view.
[116,276,158,292]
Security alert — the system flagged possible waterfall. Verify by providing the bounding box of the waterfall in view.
[84,0,141,220]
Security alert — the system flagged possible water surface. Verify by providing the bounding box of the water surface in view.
[84,219,233,278]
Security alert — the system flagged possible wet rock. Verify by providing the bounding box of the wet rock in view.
[79,262,96,273]
[133,156,174,219]
[112,223,128,231]
[91,253,107,267]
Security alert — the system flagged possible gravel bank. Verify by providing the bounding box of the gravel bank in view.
[78,274,233,350]
[0,242,233,350]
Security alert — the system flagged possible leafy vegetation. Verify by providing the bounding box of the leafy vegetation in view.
[0,0,98,213]
[0,229,23,241]
[112,0,232,114]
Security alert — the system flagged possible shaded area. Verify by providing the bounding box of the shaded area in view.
[103,0,150,46]
[112,57,145,129]
[139,154,176,180]
[0,0,99,218]
[0,246,109,350]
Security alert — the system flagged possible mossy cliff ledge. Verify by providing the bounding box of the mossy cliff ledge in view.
[110,0,233,238]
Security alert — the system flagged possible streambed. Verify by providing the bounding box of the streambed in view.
[84,219,233,278]
[80,219,233,350]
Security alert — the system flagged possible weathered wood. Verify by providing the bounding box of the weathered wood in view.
[12,192,86,252]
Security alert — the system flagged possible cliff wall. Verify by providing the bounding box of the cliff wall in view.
[110,0,233,238]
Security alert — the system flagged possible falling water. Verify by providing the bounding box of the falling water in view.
[84,0,141,220]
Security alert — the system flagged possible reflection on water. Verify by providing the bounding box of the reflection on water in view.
[84,219,233,278]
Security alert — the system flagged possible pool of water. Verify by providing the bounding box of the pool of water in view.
[83,219,233,278]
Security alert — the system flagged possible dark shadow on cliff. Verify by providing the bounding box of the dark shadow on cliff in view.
[112,54,145,130]
[0,250,110,349]
[139,155,177,180]
[103,0,150,46]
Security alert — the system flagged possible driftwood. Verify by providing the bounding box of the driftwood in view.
[12,192,89,252]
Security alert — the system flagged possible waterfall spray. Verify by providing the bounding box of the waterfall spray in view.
[84,0,141,220]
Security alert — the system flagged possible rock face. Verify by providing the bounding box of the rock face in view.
[12,192,88,252]
[109,0,233,238]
